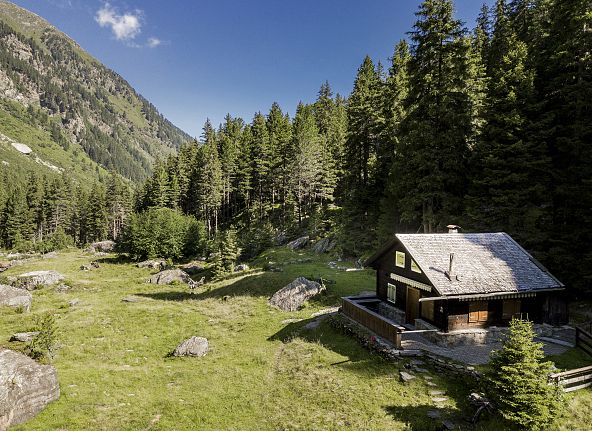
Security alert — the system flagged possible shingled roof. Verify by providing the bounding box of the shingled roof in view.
[393,233,563,296]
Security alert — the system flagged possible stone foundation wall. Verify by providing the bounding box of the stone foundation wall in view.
[415,319,576,347]
[378,302,406,325]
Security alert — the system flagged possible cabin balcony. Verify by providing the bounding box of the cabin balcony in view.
[340,295,405,348]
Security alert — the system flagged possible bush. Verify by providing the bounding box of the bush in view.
[26,312,58,362]
[483,318,562,431]
[118,208,206,261]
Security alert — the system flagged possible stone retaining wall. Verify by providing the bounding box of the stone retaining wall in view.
[415,319,576,347]
[378,302,406,325]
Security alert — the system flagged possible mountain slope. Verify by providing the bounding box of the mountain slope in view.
[0,0,191,182]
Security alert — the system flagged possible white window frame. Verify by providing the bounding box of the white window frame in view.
[395,251,406,268]
[411,259,422,274]
[387,283,396,304]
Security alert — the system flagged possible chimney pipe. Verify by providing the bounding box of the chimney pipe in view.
[446,253,457,281]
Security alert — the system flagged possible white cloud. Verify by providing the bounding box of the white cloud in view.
[147,37,161,48]
[95,3,142,41]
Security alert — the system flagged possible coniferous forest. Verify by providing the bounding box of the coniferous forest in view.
[1,0,591,296]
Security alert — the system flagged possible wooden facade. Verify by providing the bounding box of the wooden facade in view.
[365,232,568,332]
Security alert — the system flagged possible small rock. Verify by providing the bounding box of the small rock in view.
[414,367,429,373]
[10,331,40,342]
[0,284,32,311]
[426,381,437,387]
[286,236,309,250]
[0,349,60,428]
[281,319,302,324]
[400,371,415,383]
[423,376,433,380]
[427,409,442,419]
[429,390,445,396]
[173,336,209,357]
[0,261,12,272]
[233,264,249,272]
[311,237,336,254]
[269,277,325,312]
[410,359,425,366]
[122,296,141,303]
[55,284,70,293]
[432,397,448,403]
[149,269,194,286]
[138,260,166,270]
[442,420,456,430]
[87,240,115,253]
[68,299,80,306]
[310,307,339,317]
[80,264,92,271]
[10,270,65,290]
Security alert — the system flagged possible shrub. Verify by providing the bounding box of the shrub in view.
[26,312,58,362]
[117,208,206,260]
[483,318,562,431]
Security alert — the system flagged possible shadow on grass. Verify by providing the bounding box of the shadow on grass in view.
[134,270,348,308]
[383,405,462,431]
[268,319,400,377]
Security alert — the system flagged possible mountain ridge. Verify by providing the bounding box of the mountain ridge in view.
[0,0,192,183]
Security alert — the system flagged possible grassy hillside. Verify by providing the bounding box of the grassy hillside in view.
[0,0,192,182]
[0,248,590,430]
[0,98,109,186]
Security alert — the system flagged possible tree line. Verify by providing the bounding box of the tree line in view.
[1,0,589,295]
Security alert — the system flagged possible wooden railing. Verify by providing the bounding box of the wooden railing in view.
[549,365,592,392]
[341,296,404,348]
[576,324,592,357]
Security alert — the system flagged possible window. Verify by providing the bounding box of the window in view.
[468,301,489,323]
[411,259,422,273]
[387,283,396,304]
[502,300,521,320]
[395,251,406,268]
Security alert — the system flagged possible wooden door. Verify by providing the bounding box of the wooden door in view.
[406,287,420,324]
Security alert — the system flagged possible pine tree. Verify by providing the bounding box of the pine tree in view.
[484,318,561,430]
[250,112,272,220]
[266,103,293,223]
[535,0,592,293]
[1,185,31,249]
[290,103,324,226]
[213,228,240,276]
[85,182,108,243]
[340,56,384,253]
[377,40,412,242]
[466,1,549,251]
[393,0,472,233]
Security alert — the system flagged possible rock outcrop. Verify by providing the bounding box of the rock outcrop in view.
[87,241,115,253]
[173,336,209,357]
[9,271,64,291]
[311,237,336,254]
[286,236,309,250]
[0,285,32,312]
[149,269,194,287]
[0,261,11,273]
[9,332,39,343]
[269,277,325,311]
[137,260,165,270]
[0,349,60,430]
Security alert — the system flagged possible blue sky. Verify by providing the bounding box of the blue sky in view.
[11,0,492,137]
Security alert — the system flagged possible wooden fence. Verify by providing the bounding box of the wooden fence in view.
[576,324,592,357]
[341,296,404,348]
[549,365,592,392]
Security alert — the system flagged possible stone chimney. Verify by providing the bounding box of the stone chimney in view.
[446,252,458,281]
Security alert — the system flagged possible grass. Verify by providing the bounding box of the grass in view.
[1,248,591,430]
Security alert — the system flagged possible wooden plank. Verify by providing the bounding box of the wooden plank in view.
[564,382,592,393]
[559,374,592,385]
[550,365,592,379]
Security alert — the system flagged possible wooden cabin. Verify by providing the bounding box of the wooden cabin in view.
[360,230,567,332]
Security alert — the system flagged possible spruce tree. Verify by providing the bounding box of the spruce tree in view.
[484,318,561,430]
[340,56,384,253]
[1,185,30,249]
[393,0,472,233]
[466,1,549,251]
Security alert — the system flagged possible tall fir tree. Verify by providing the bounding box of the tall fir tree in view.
[393,0,472,233]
